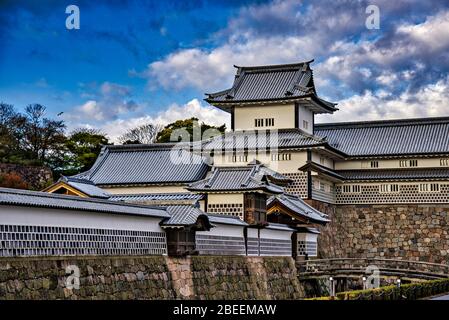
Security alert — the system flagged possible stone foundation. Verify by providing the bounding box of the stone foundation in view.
[317,204,449,263]
[0,255,304,300]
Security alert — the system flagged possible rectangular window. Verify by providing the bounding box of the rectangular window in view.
[379,184,400,193]
[440,158,449,167]
[400,159,418,167]
[255,119,264,127]
[303,120,309,130]
[419,183,440,193]
[370,161,379,168]
[255,118,274,127]
[431,183,440,192]
[271,153,291,161]
[379,184,389,193]
[399,160,408,167]
[341,184,361,194]
[391,184,399,193]
[319,182,325,192]
[231,154,248,162]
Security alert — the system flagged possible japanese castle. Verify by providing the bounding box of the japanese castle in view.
[1,60,448,259]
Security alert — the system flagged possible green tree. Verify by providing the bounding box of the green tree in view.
[0,103,18,162]
[156,117,225,143]
[20,104,66,165]
[63,128,110,174]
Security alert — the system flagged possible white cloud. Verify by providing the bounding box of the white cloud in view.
[317,76,449,123]
[67,1,449,140]
[144,2,449,101]
[66,81,139,122]
[77,100,105,121]
[397,11,449,52]
[147,35,316,92]
[74,99,230,143]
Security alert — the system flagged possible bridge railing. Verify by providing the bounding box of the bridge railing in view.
[296,258,449,278]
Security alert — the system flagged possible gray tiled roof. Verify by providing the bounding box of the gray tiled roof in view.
[258,165,292,183]
[75,144,209,186]
[61,176,111,199]
[188,165,284,193]
[160,205,248,227]
[299,162,345,181]
[337,168,449,181]
[0,187,169,218]
[205,61,336,112]
[109,192,204,204]
[268,193,329,224]
[207,214,248,226]
[315,117,449,156]
[265,223,296,232]
[161,205,207,226]
[203,129,327,151]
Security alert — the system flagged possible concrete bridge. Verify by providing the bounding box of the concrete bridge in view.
[296,258,449,281]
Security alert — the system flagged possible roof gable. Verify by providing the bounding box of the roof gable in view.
[44,176,111,199]
[188,165,284,193]
[76,144,209,186]
[267,193,329,224]
[205,61,336,112]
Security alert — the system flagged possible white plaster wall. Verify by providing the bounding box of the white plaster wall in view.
[207,193,244,204]
[234,104,295,130]
[335,157,449,170]
[297,232,318,242]
[247,228,259,238]
[297,105,314,134]
[311,152,334,169]
[0,206,165,232]
[260,228,293,241]
[197,223,245,238]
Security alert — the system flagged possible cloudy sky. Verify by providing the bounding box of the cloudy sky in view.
[1,0,449,141]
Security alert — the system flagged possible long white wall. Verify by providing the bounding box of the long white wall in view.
[0,206,165,232]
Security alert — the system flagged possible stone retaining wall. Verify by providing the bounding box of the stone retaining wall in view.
[318,204,449,264]
[0,255,304,300]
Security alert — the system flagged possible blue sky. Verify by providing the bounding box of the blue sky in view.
[1,0,449,140]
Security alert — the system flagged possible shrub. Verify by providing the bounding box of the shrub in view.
[305,296,333,300]
[0,172,29,190]
[336,278,449,300]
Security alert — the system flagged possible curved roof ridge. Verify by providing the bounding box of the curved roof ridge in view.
[105,142,190,151]
[233,59,314,70]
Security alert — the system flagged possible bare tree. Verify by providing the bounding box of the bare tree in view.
[118,123,163,145]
